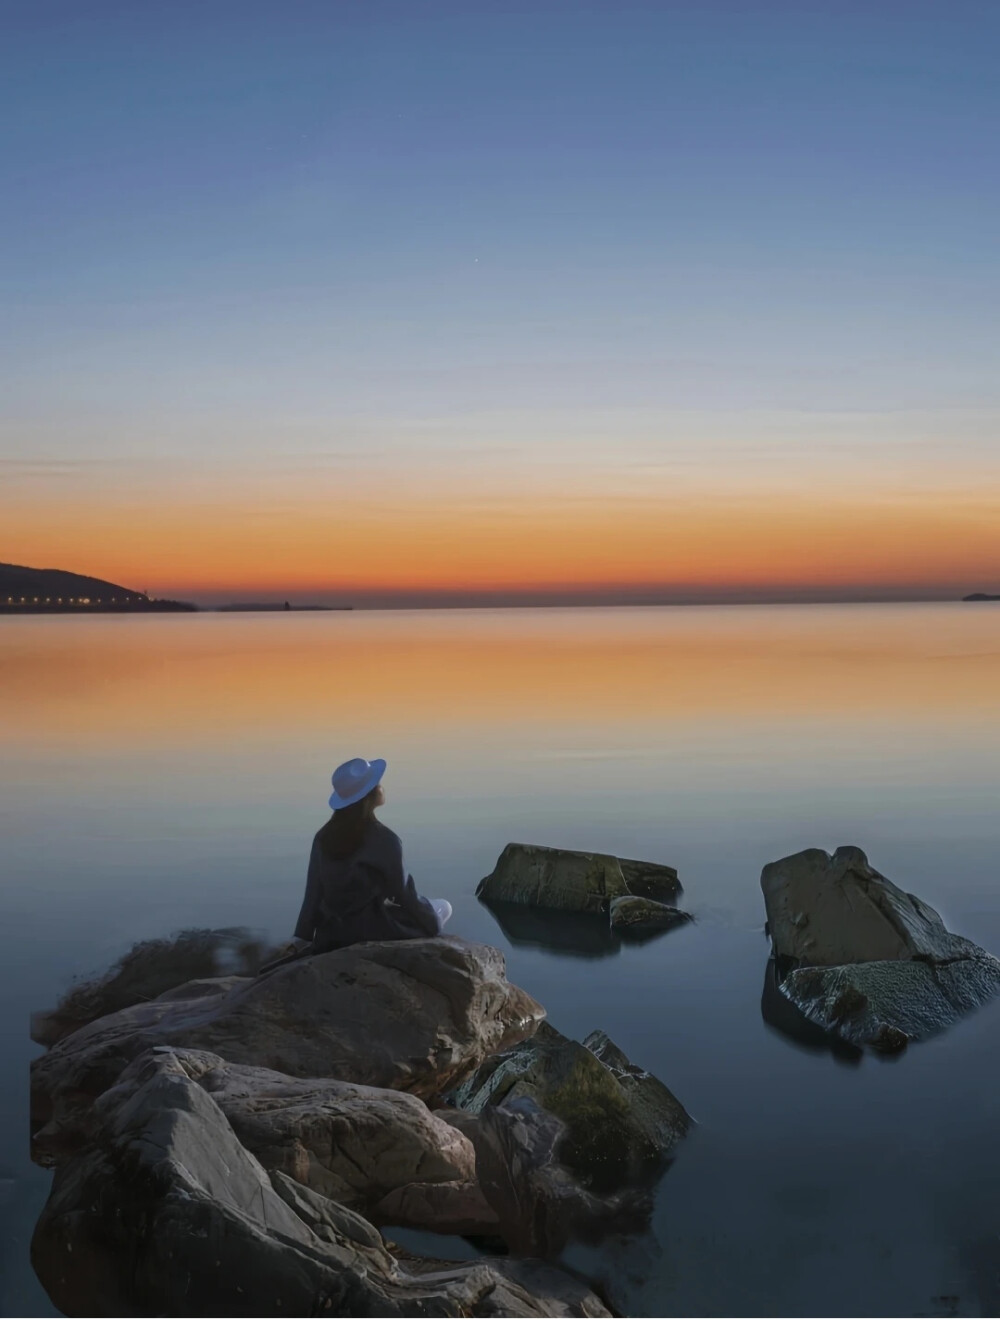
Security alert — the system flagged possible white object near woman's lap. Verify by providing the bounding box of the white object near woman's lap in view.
[430,898,453,929]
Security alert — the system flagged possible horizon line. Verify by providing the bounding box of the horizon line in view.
[174,589,977,611]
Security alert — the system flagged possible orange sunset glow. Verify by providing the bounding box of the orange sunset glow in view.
[5,476,999,603]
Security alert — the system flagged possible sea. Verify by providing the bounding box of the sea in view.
[2,602,999,1317]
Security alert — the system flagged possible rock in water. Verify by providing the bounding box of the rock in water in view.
[478,843,680,914]
[762,845,986,967]
[608,895,692,935]
[31,1052,610,1318]
[450,1021,691,1193]
[761,846,1000,1048]
[31,938,545,1153]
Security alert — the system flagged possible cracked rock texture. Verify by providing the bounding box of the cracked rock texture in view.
[104,1048,479,1215]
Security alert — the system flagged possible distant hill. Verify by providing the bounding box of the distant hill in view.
[0,562,196,612]
[962,592,1000,601]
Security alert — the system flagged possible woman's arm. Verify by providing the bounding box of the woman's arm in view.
[379,832,441,937]
[293,839,322,943]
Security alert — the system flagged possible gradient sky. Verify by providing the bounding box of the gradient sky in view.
[3,0,999,603]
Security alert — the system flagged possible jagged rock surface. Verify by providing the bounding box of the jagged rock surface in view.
[30,1053,610,1318]
[478,843,680,914]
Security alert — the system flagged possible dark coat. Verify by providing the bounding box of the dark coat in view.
[293,819,441,953]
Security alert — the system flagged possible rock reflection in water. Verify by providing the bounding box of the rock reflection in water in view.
[479,898,688,960]
[759,958,863,1065]
[479,899,621,958]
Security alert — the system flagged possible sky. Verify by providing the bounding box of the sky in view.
[2,0,998,605]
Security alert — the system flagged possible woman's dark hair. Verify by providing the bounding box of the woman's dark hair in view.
[316,787,379,860]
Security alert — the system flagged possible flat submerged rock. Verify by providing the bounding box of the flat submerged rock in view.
[608,894,692,934]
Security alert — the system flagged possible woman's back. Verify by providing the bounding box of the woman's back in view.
[296,816,442,952]
[310,819,400,919]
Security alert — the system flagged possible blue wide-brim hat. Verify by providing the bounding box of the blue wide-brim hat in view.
[329,757,387,809]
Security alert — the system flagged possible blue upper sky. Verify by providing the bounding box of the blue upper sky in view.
[5,0,998,415]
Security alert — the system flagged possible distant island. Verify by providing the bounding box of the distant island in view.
[0,562,196,613]
[962,593,1000,601]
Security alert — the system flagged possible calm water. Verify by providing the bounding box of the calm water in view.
[3,604,1000,1317]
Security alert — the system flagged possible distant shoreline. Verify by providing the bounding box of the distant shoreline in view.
[214,604,353,612]
[0,602,196,615]
[2,596,996,616]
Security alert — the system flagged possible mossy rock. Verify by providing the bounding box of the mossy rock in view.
[478,843,680,914]
[450,1022,690,1194]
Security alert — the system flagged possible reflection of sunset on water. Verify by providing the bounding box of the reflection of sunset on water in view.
[2,606,997,751]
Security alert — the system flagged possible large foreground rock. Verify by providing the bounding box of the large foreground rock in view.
[31,938,545,1153]
[479,843,680,914]
[762,847,1000,1049]
[450,1021,691,1193]
[31,1053,610,1317]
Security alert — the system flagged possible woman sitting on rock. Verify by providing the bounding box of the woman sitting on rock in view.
[291,757,452,955]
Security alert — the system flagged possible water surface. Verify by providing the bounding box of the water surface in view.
[3,604,999,1316]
